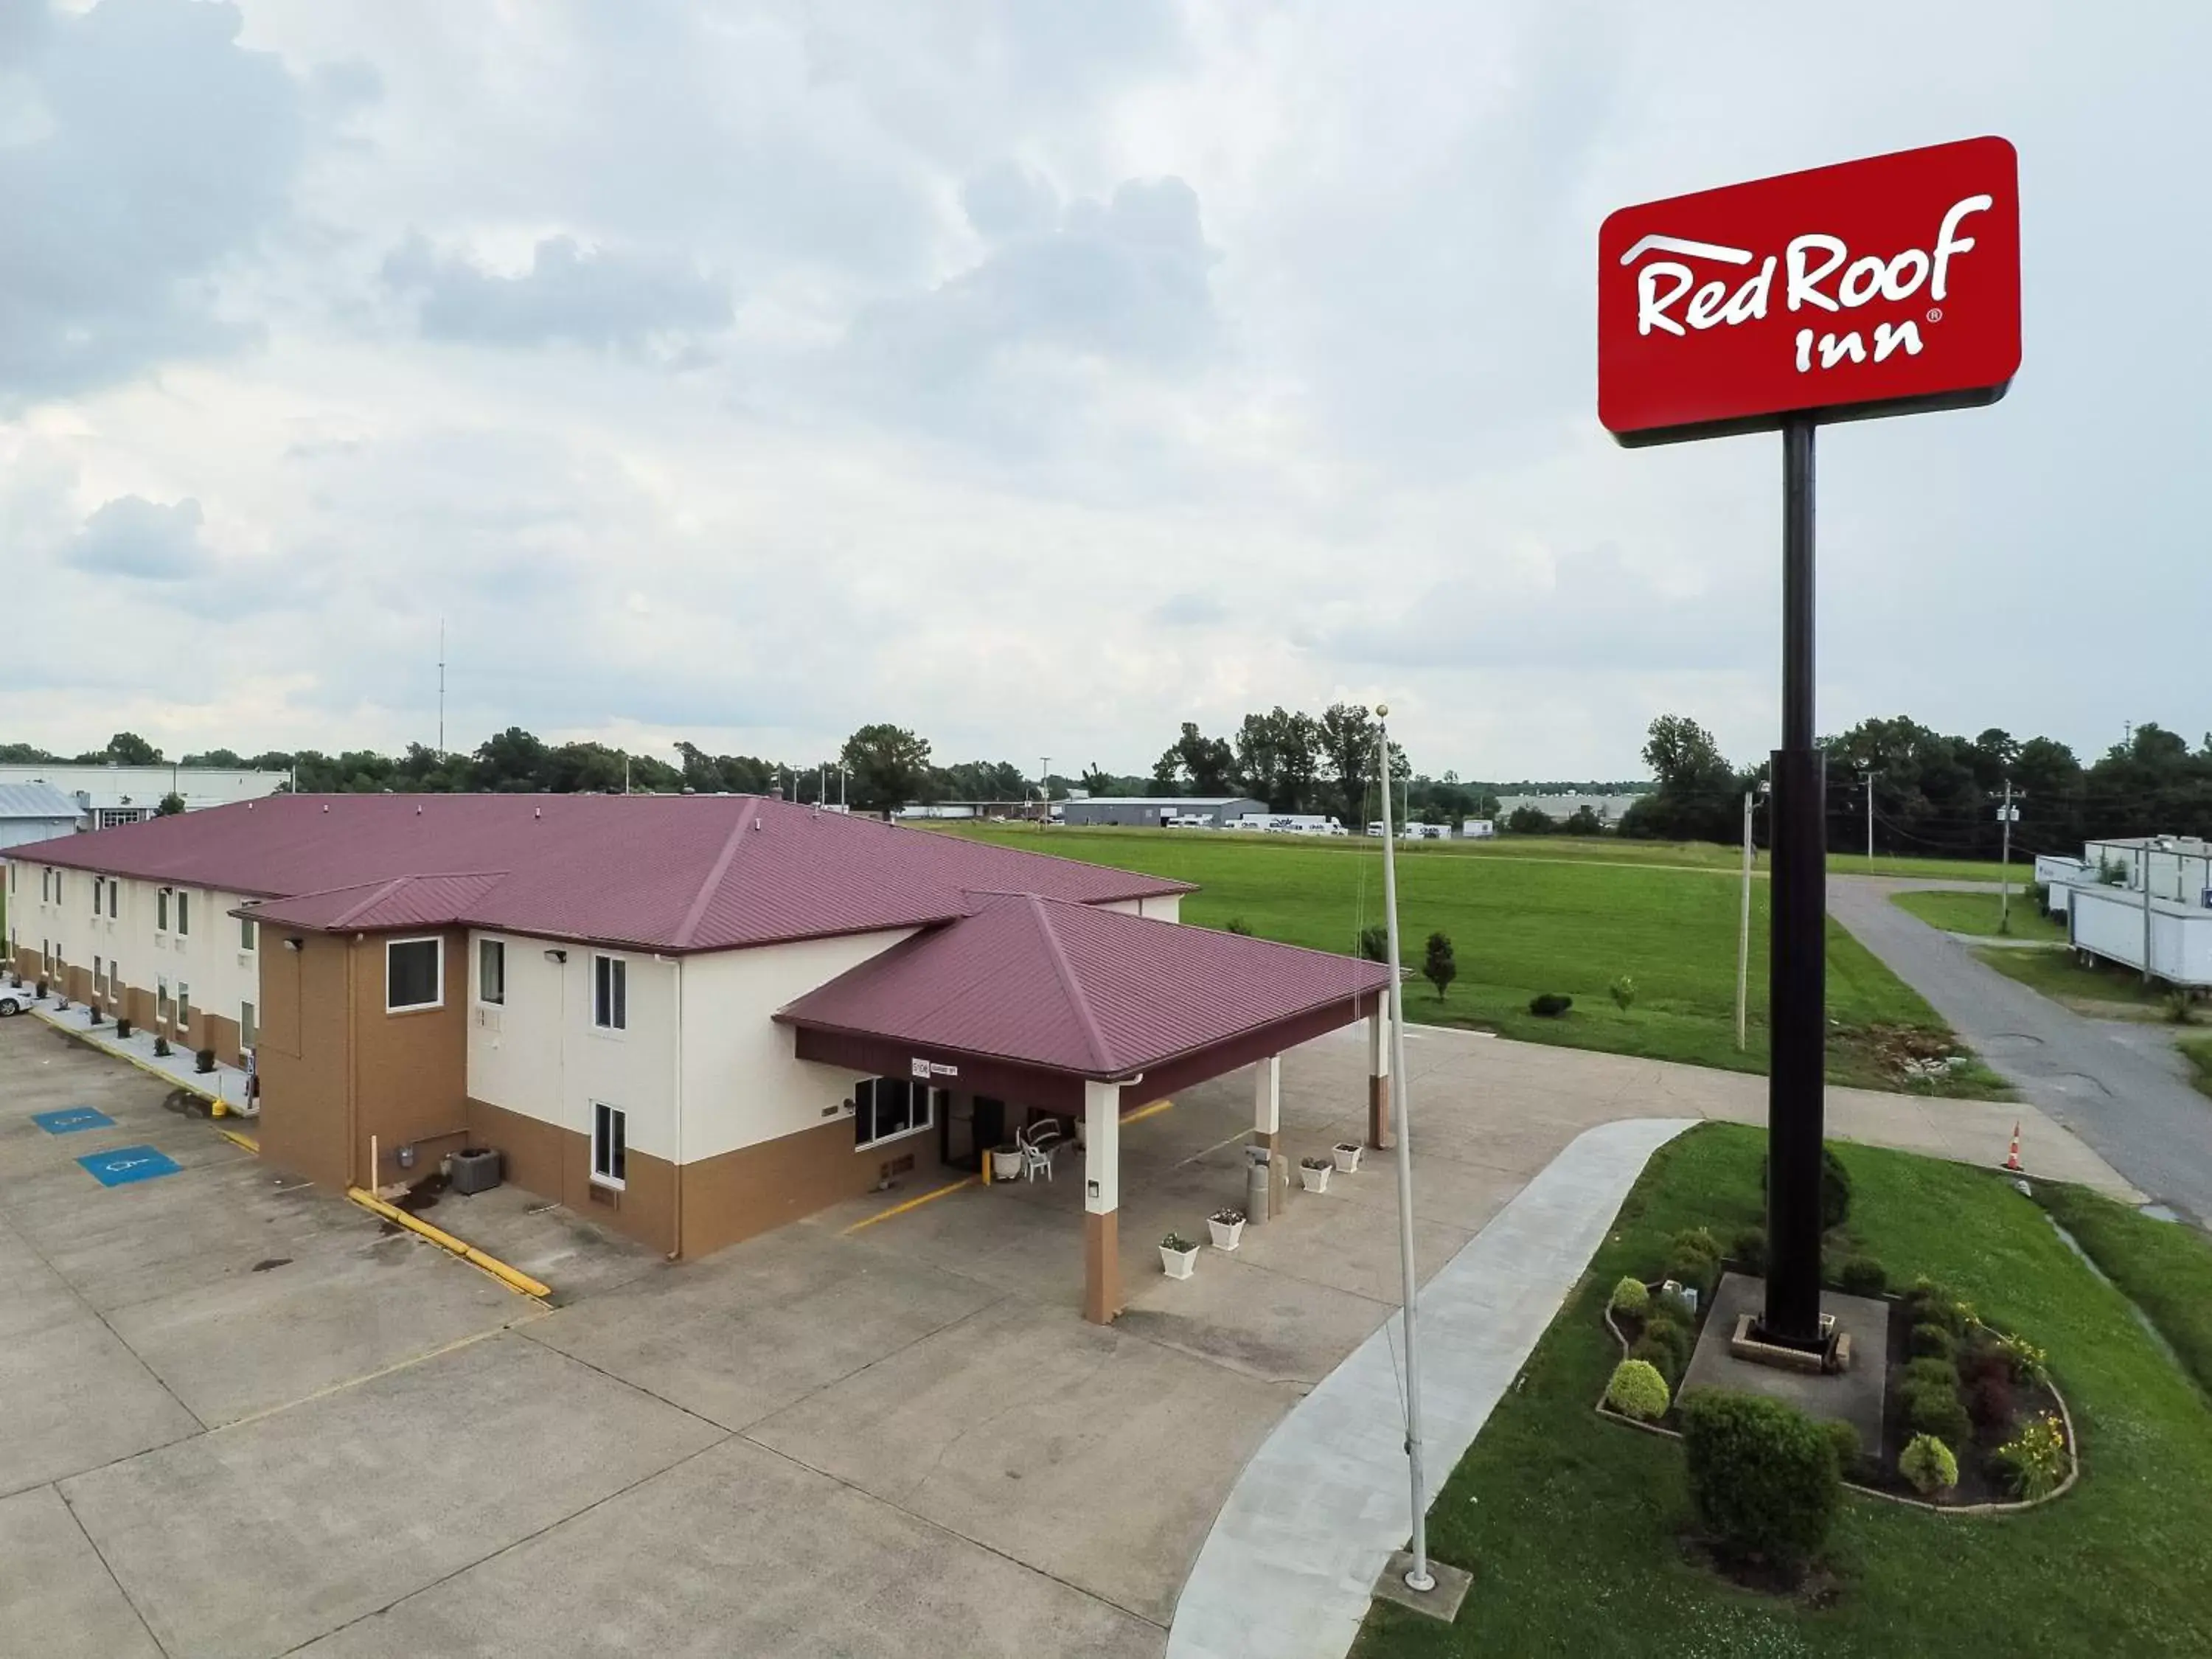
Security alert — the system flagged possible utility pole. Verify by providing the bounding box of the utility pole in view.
[1039,756,1051,829]
[1736,788,1754,1051]
[1858,768,1879,862]
[437,618,447,758]
[1997,781,2022,933]
[1373,704,1433,1596]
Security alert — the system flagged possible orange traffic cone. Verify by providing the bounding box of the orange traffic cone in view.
[2003,1123,2024,1174]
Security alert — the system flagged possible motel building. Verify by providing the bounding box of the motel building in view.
[6,795,1394,1322]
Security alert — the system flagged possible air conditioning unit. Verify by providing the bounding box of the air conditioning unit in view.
[473,1006,502,1034]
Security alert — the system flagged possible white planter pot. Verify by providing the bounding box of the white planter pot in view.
[1160,1245,1199,1279]
[1332,1143,1363,1174]
[990,1149,1025,1182]
[1298,1163,1332,1194]
[1208,1217,1245,1251]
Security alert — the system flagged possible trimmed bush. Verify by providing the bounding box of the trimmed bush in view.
[1967,1369,2016,1430]
[1672,1226,1721,1261]
[1604,1358,1671,1422]
[1820,1418,1862,1477]
[1837,1256,1888,1297]
[1528,992,1573,1018]
[1665,1228,1723,1298]
[1635,1317,1694,1380]
[194,1047,217,1074]
[1731,1226,1767,1276]
[1902,1380,1972,1451]
[116,1018,133,1038]
[152,1036,171,1058]
[1903,1277,1969,1334]
[1608,1276,1650,1318]
[1899,1433,1959,1495]
[1678,1389,1840,1573]
[1909,1321,1957,1361]
[1761,1146,1852,1231]
[1905,1356,1962,1393]
[1649,1287,1696,1327]
[1629,1332,1680,1388]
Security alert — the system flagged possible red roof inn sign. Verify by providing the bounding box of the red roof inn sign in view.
[1599,137,2020,1356]
[1599,136,2019,444]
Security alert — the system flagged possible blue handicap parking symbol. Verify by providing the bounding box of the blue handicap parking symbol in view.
[33,1107,115,1135]
[78,1145,182,1187]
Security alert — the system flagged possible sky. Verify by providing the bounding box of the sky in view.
[3,0,2203,782]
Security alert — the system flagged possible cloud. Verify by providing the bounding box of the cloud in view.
[0,0,310,403]
[68,494,210,580]
[1152,591,1227,627]
[380,233,734,356]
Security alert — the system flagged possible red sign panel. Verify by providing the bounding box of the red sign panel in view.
[1599,136,2020,445]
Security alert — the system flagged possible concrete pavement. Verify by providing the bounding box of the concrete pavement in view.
[1829,874,2211,1222]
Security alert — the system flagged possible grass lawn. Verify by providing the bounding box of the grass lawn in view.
[1352,1124,2212,1657]
[2180,1036,2212,1102]
[1971,944,2174,1016]
[1891,888,2065,942]
[2033,1180,2212,1401]
[942,826,2006,1095]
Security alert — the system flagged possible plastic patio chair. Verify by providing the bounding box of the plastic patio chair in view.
[1019,1120,1062,1181]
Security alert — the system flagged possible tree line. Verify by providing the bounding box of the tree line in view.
[1624,713,2212,858]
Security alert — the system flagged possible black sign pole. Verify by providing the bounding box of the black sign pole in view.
[1763,415,1826,1346]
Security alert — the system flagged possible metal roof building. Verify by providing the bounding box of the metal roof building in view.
[0,782,80,852]
[1060,795,1265,828]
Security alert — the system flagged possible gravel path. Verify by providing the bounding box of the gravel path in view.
[1828,874,2212,1225]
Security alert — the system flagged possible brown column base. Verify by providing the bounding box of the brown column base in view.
[1368,1075,1395,1150]
[1083,1209,1121,1324]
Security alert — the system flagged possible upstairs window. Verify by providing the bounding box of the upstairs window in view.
[108,880,117,919]
[386,937,443,1012]
[156,889,170,931]
[93,876,104,916]
[592,954,627,1031]
[478,939,506,1006]
[240,915,257,951]
[176,891,189,936]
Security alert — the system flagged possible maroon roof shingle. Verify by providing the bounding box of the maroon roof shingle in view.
[776,890,1394,1079]
[10,796,1191,953]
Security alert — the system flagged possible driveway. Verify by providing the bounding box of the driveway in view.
[0,1006,2137,1658]
[1828,874,2212,1223]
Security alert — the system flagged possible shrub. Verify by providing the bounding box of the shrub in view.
[1608,974,1637,1012]
[152,1035,171,1058]
[1528,992,1573,1018]
[1903,1277,1969,1334]
[194,1047,216,1074]
[1160,1233,1196,1253]
[116,1018,133,1038]
[1899,1433,1960,1495]
[1731,1226,1768,1276]
[1902,1380,1972,1451]
[1966,1368,2016,1430]
[1604,1358,1671,1422]
[1636,1317,1694,1381]
[1909,1321,1957,1361]
[1904,1357,1962,1393]
[2166,990,2198,1026]
[1422,931,1457,1001]
[1629,1332,1681,1388]
[1222,917,1254,936]
[1837,1256,1888,1297]
[1761,1146,1852,1231]
[1678,1390,1840,1573]
[1993,1412,2068,1501]
[1649,1286,1696,1327]
[1820,1418,1862,1477]
[1997,1332,2049,1386]
[1608,1276,1650,1318]
[1671,1226,1721,1263]
[1356,925,1390,964]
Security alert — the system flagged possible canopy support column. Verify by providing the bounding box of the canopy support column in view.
[1251,1054,1284,1220]
[1083,1079,1123,1324]
[1367,1006,1394,1150]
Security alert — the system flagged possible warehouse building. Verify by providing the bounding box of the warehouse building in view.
[1060,795,1265,828]
[0,762,288,830]
[0,783,81,852]
[6,796,1391,1322]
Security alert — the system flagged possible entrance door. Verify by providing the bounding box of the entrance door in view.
[942,1095,1006,1173]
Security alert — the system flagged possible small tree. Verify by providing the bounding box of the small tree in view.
[156,792,186,816]
[1504,805,1554,835]
[1422,931,1456,1001]
[1356,924,1390,963]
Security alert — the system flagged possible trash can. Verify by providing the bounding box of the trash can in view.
[449,1147,503,1194]
[1245,1144,1273,1225]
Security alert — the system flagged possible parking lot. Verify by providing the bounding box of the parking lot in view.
[0,1006,2136,1658]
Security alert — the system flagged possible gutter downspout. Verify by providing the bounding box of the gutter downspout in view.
[344,939,359,1190]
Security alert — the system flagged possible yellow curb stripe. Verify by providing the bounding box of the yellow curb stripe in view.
[1121,1097,1175,1125]
[218,1128,260,1154]
[31,1008,232,1104]
[347,1187,552,1302]
[841,1175,974,1234]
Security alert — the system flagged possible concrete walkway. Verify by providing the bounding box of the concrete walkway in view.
[26,996,253,1113]
[1165,1117,1697,1659]
[1829,875,2212,1223]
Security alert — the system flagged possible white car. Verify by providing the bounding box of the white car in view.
[0,981,36,1017]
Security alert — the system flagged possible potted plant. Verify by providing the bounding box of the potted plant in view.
[194,1047,217,1075]
[1332,1141,1363,1174]
[153,1035,171,1059]
[1208,1206,1246,1251]
[116,1017,133,1039]
[1160,1232,1200,1279]
[1299,1155,1332,1194]
[990,1142,1025,1182]
[88,1007,103,1027]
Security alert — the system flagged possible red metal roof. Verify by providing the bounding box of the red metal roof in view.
[9,796,1191,953]
[776,890,1393,1079]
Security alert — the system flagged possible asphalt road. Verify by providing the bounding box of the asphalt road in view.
[1826,875,2212,1225]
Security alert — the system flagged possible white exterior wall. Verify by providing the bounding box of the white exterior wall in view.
[1101,894,1183,922]
[5,863,262,1033]
[2070,886,2212,987]
[0,764,287,825]
[676,929,918,1163]
[466,932,680,1161]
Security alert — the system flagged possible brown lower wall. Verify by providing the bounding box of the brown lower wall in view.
[465,1097,677,1256]
[677,1117,931,1260]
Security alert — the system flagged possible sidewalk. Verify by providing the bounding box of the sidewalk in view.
[24,995,254,1114]
[1165,1117,1697,1659]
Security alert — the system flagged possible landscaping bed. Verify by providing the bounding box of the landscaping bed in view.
[1352,1124,2212,1657]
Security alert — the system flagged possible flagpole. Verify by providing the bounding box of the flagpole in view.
[1374,706,1433,1593]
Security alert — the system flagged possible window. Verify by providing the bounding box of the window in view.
[854,1078,941,1149]
[94,956,104,992]
[592,954,626,1031]
[240,915,257,951]
[108,880,117,919]
[157,975,171,1018]
[157,889,170,931]
[177,982,191,1027]
[176,891,189,936]
[240,1000,258,1050]
[93,876,104,916]
[386,937,443,1012]
[478,939,506,1006]
[591,1102,627,1187]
